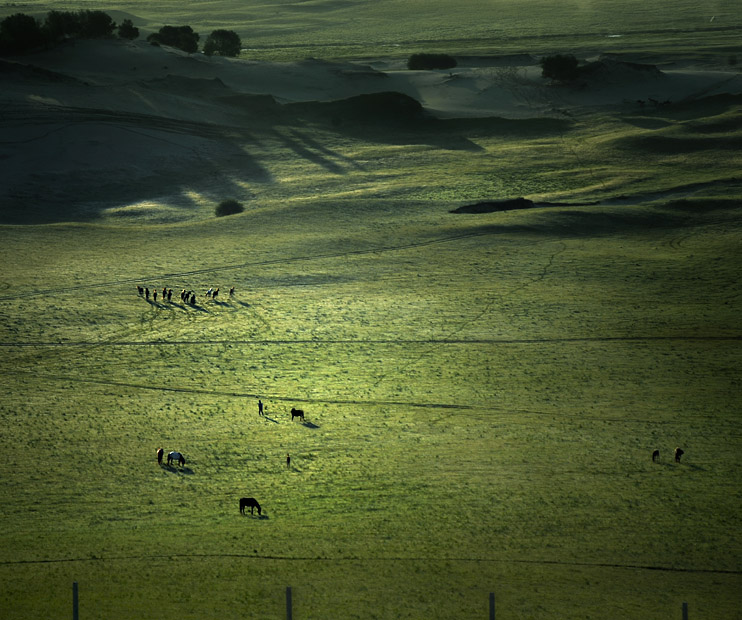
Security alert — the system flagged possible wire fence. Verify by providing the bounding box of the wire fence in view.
[69,582,693,620]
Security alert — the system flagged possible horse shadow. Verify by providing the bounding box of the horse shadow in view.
[236,301,251,308]
[162,464,194,475]
[240,512,269,520]
[302,421,320,429]
[682,462,706,472]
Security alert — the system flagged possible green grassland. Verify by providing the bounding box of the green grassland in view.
[2,1,742,618]
[3,0,742,60]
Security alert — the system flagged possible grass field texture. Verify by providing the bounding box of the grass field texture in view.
[1,1,742,618]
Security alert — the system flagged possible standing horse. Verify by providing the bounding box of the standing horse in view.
[157,447,164,465]
[240,497,261,515]
[291,408,304,421]
[167,451,185,466]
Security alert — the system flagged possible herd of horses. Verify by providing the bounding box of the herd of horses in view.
[137,285,235,306]
[156,448,185,467]
[155,406,308,519]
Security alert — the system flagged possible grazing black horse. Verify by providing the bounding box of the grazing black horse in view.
[240,497,261,515]
[157,447,164,465]
[291,408,304,421]
[674,447,684,463]
[652,449,660,463]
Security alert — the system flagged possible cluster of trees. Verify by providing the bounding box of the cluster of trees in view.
[0,10,116,53]
[0,10,241,57]
[404,51,582,84]
[407,53,457,70]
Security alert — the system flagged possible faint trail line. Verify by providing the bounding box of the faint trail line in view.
[0,553,738,575]
[0,230,505,302]
[369,242,566,390]
[1,335,740,347]
[0,369,470,410]
[0,366,730,423]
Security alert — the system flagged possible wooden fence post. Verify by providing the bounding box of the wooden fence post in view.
[72,582,79,620]
[286,586,293,620]
[489,591,495,620]
[682,601,688,620]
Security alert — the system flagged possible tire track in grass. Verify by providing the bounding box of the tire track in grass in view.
[1,367,735,423]
[1,335,740,347]
[0,369,470,411]
[367,241,566,390]
[1,553,739,575]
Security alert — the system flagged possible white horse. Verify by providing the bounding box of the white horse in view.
[167,451,185,466]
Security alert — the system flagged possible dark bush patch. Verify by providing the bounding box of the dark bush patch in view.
[215,199,244,217]
[288,91,426,127]
[407,53,457,70]
[147,25,199,53]
[118,19,139,40]
[540,54,579,83]
[0,13,45,54]
[451,198,534,214]
[44,10,115,42]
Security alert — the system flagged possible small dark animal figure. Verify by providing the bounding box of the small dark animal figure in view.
[674,447,684,463]
[229,286,234,297]
[212,288,219,300]
[153,290,157,303]
[137,285,143,296]
[240,497,261,515]
[167,289,173,302]
[157,447,164,465]
[145,287,150,300]
[291,408,304,421]
[167,451,185,467]
[190,293,196,305]
[652,449,659,463]
[286,453,290,469]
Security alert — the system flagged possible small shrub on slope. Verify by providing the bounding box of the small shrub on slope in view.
[118,19,139,41]
[215,199,244,217]
[540,54,580,83]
